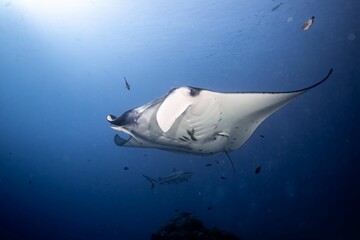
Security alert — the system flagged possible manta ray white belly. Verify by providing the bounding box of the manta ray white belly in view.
[107,69,333,155]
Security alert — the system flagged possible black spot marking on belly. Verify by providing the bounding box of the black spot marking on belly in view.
[187,129,197,141]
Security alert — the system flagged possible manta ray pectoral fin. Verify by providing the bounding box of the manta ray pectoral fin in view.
[156,87,194,133]
[293,68,333,93]
[224,68,334,151]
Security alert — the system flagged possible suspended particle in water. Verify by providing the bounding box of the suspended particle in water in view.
[348,33,356,41]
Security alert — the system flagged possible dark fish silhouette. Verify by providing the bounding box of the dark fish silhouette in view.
[205,163,212,167]
[302,16,315,31]
[271,2,283,12]
[260,134,264,138]
[124,77,130,90]
[143,168,193,189]
[124,166,129,170]
[220,176,226,180]
[207,207,212,211]
[255,165,262,174]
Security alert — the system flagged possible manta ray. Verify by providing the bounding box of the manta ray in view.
[107,69,333,156]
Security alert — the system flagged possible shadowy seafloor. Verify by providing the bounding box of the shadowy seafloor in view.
[151,212,240,240]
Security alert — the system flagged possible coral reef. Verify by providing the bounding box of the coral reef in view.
[151,212,240,240]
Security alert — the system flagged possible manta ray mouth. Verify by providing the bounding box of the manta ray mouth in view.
[106,114,142,144]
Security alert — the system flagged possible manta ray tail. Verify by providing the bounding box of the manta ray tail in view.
[143,175,157,189]
[225,151,236,173]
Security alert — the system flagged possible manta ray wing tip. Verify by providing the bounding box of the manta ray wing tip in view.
[329,68,333,75]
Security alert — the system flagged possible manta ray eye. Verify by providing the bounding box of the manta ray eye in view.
[189,88,200,97]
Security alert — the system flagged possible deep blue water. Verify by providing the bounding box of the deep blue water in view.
[1,0,359,239]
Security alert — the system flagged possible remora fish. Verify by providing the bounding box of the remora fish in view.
[107,69,333,156]
[271,2,283,12]
[124,77,130,90]
[143,168,193,189]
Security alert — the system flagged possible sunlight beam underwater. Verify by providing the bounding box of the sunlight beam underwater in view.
[107,69,333,156]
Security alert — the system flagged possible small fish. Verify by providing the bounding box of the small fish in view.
[302,16,315,31]
[260,134,264,138]
[124,166,129,170]
[205,163,212,167]
[207,207,212,211]
[124,77,130,90]
[255,165,262,174]
[174,209,179,212]
[271,2,283,12]
[220,176,226,180]
[28,180,32,184]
